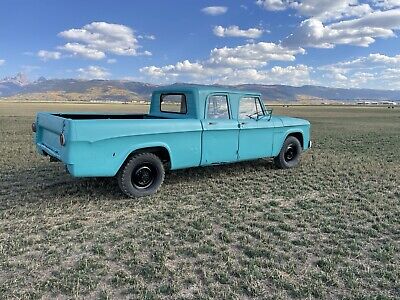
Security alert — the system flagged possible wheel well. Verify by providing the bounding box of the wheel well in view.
[287,132,304,149]
[124,147,171,169]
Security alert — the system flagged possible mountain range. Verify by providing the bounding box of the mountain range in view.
[0,73,399,102]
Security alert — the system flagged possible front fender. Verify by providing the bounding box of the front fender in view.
[272,126,310,157]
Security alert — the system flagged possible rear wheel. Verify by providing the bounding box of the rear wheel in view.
[117,153,165,197]
[274,136,302,169]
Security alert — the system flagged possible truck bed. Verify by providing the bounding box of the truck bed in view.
[50,113,163,120]
[35,112,203,177]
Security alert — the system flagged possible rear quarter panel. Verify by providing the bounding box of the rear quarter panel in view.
[66,119,202,177]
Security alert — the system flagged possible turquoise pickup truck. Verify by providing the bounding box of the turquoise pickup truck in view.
[33,85,311,197]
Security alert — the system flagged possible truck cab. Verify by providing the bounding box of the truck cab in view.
[33,85,311,197]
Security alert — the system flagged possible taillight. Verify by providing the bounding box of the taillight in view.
[60,133,66,146]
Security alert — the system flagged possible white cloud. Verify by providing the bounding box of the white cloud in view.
[139,40,309,86]
[140,60,213,81]
[59,42,106,59]
[334,73,348,81]
[372,0,400,9]
[140,66,166,77]
[201,6,228,16]
[77,65,110,79]
[107,58,117,64]
[58,22,141,59]
[379,68,400,88]
[138,34,156,40]
[256,0,288,11]
[331,8,400,29]
[292,0,372,21]
[0,59,5,66]
[318,53,400,88]
[141,42,304,79]
[258,1,400,49]
[37,50,62,61]
[223,64,314,85]
[141,62,314,86]
[139,47,400,89]
[284,9,400,48]
[320,53,400,72]
[140,50,152,56]
[368,53,400,64]
[213,26,264,38]
[257,0,372,21]
[208,42,305,68]
[256,0,372,21]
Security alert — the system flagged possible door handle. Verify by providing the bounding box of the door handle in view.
[208,122,217,125]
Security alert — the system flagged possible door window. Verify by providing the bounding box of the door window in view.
[239,97,264,119]
[207,95,230,119]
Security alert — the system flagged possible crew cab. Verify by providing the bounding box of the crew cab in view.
[33,85,311,197]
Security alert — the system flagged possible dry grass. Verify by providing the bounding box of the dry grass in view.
[0,102,399,299]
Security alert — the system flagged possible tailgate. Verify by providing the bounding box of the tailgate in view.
[35,112,70,160]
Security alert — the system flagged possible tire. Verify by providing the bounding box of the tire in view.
[274,136,302,169]
[117,153,165,198]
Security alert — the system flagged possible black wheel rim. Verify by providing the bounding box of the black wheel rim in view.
[284,144,298,162]
[131,164,156,189]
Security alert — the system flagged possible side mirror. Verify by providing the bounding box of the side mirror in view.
[266,109,273,121]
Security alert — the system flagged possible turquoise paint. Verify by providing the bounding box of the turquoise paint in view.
[34,85,311,177]
[201,118,239,165]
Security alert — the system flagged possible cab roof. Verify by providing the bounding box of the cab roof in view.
[153,84,261,97]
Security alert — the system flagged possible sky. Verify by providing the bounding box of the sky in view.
[1,0,400,89]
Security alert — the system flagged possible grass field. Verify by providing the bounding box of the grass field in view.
[0,102,399,299]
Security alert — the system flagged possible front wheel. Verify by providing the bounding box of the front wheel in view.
[117,153,165,198]
[274,136,302,169]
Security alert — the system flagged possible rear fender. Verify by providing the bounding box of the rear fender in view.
[117,142,173,175]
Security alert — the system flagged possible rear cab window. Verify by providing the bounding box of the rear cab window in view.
[160,93,187,114]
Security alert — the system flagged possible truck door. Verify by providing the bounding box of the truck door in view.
[201,94,239,165]
[238,97,275,160]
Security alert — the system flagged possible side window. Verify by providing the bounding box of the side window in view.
[239,97,264,119]
[207,95,230,119]
[160,94,187,114]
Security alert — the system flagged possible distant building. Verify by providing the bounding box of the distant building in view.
[380,101,397,105]
[356,100,398,106]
